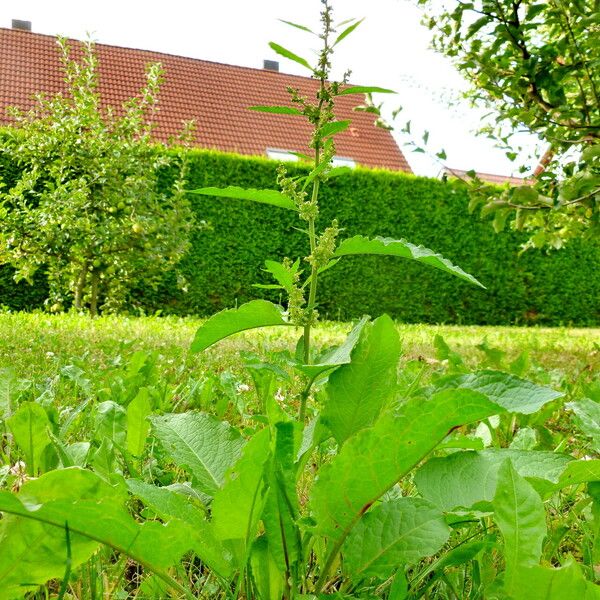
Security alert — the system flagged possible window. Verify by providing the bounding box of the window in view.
[331,156,356,168]
[266,148,299,162]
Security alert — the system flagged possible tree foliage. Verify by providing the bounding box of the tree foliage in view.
[420,0,600,248]
[0,38,193,314]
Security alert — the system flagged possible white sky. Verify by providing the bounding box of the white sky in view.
[0,0,540,176]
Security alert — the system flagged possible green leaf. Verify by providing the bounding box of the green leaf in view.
[493,460,547,595]
[295,316,370,379]
[0,469,190,599]
[268,42,312,70]
[127,480,233,578]
[150,412,245,497]
[250,536,284,600]
[568,398,600,451]
[94,400,127,445]
[333,235,485,288]
[248,105,303,116]
[191,300,293,353]
[320,120,351,138]
[339,85,396,96]
[189,185,297,211]
[6,401,52,476]
[127,388,151,457]
[415,449,573,511]
[343,498,449,580]
[321,314,401,445]
[279,19,315,34]
[334,18,365,46]
[261,422,301,573]
[512,559,600,599]
[211,428,271,544]
[0,367,23,419]
[430,370,563,415]
[311,388,504,545]
[263,259,299,293]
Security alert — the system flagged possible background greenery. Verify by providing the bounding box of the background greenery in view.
[2,146,599,325]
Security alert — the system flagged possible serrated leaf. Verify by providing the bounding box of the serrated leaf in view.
[333,235,485,288]
[248,105,303,115]
[191,300,293,353]
[321,314,401,445]
[334,18,364,46]
[343,498,449,580]
[264,259,299,293]
[0,469,189,598]
[430,370,563,415]
[339,85,396,96]
[150,412,245,497]
[415,449,573,511]
[494,460,547,595]
[6,401,52,476]
[268,42,312,70]
[189,186,297,211]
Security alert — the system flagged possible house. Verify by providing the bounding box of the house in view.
[0,23,411,172]
[440,167,532,186]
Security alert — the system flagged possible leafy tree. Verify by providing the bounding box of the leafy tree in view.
[0,38,193,314]
[419,0,599,248]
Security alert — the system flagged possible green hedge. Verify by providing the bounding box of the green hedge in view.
[2,147,600,325]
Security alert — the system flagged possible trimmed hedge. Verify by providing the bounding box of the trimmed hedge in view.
[2,147,600,325]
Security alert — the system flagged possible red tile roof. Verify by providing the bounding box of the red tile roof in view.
[0,27,411,172]
[442,168,532,186]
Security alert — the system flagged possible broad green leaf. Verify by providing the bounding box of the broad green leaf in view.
[0,469,189,599]
[339,85,397,96]
[568,398,600,450]
[94,400,127,445]
[321,314,401,445]
[415,449,573,512]
[295,316,370,379]
[212,428,271,544]
[248,105,303,116]
[191,300,293,353]
[311,388,503,545]
[333,235,485,288]
[251,536,284,600]
[320,120,351,138]
[261,422,301,573]
[189,185,297,211]
[343,498,449,580]
[430,370,563,415]
[493,460,547,595]
[150,412,245,497]
[334,18,364,45]
[127,388,151,456]
[268,42,312,70]
[127,479,233,578]
[556,459,600,489]
[512,559,600,599]
[6,401,52,476]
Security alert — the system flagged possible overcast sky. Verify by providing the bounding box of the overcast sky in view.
[1,0,540,176]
